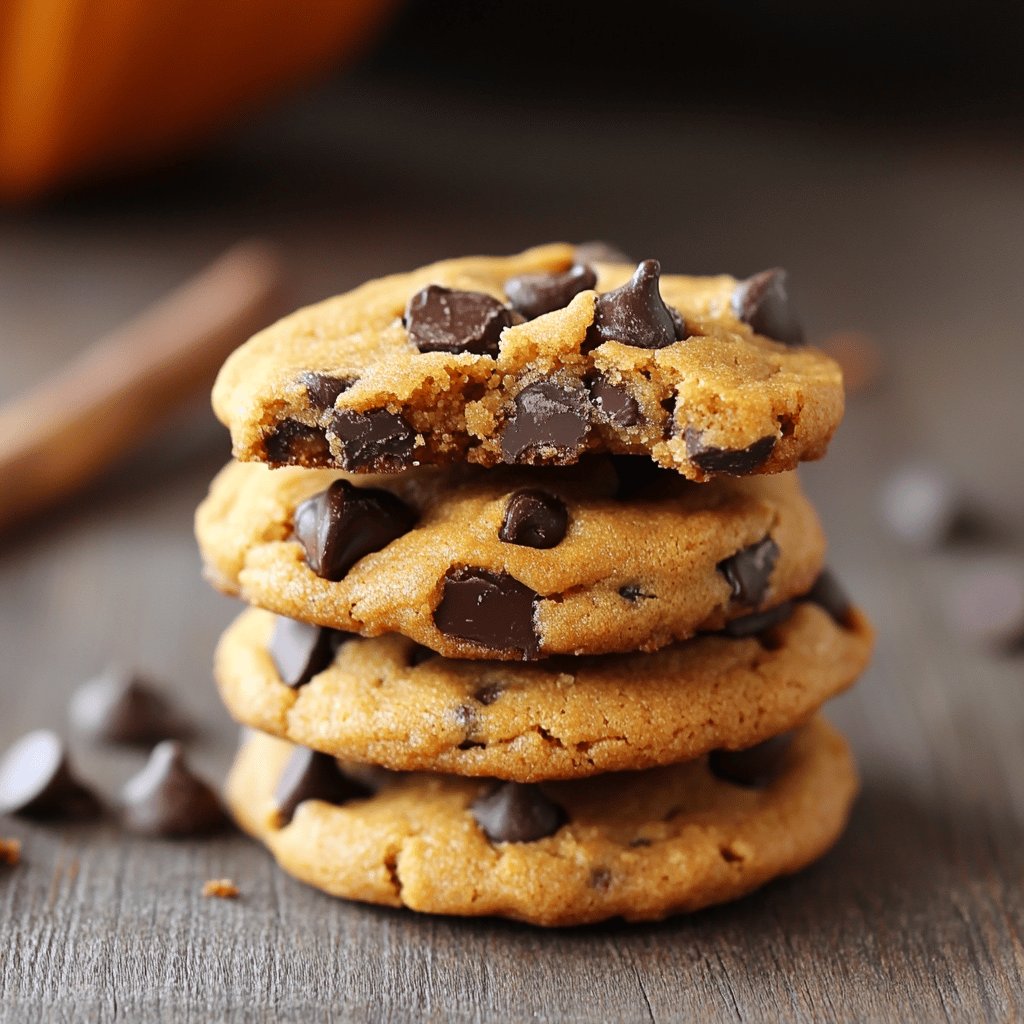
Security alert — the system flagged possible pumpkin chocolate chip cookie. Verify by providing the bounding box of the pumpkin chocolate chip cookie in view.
[212,244,844,482]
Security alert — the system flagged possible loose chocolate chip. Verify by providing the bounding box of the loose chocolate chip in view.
[803,570,853,626]
[721,602,794,637]
[264,419,331,465]
[718,537,780,606]
[684,429,777,475]
[273,746,371,827]
[471,782,566,843]
[587,375,643,428]
[0,730,101,819]
[300,372,355,410]
[574,241,632,264]
[293,479,417,582]
[69,666,189,746]
[609,455,669,498]
[878,464,969,549]
[619,584,655,602]
[434,568,540,657]
[473,683,503,705]
[500,379,591,464]
[709,733,794,787]
[121,741,227,837]
[504,263,597,320]
[269,616,346,688]
[586,259,686,350]
[499,489,569,549]
[329,408,415,472]
[404,285,513,357]
[732,268,805,345]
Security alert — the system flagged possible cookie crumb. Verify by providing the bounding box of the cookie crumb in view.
[202,878,239,899]
[0,838,22,866]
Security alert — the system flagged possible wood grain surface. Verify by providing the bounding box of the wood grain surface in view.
[1,75,1022,1022]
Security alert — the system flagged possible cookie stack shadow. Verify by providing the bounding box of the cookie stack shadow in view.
[195,244,874,926]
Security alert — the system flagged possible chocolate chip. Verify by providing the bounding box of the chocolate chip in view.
[404,285,513,357]
[0,730,101,819]
[721,602,794,637]
[732,268,805,346]
[504,264,597,320]
[121,741,227,837]
[499,489,568,549]
[589,867,612,890]
[264,419,331,465]
[684,429,777,475]
[500,379,591,464]
[587,375,643,428]
[471,782,566,843]
[329,409,415,472]
[878,464,969,549]
[269,616,346,688]
[619,584,655,602]
[609,455,668,498]
[946,566,1024,650]
[273,746,371,827]
[69,666,189,746]
[300,372,355,410]
[434,568,540,657]
[709,733,794,787]
[717,537,780,605]
[293,479,417,582]
[586,260,685,350]
[473,683,504,706]
[574,241,632,264]
[803,570,853,626]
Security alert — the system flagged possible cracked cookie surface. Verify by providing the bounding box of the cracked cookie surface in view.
[195,458,825,660]
[215,602,872,780]
[224,717,857,925]
[212,244,844,481]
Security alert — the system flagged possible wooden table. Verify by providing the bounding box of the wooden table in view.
[2,76,1023,1022]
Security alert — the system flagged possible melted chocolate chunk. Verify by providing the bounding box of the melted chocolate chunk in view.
[718,537,780,606]
[587,260,686,350]
[0,730,101,819]
[500,380,591,464]
[434,568,540,657]
[609,455,669,498]
[684,429,777,475]
[329,409,415,472]
[588,375,643,428]
[300,372,355,410]
[471,782,567,843]
[69,666,189,746]
[499,489,568,549]
[732,268,805,346]
[273,747,370,826]
[574,241,632,264]
[721,601,794,637]
[404,285,513,357]
[504,263,597,320]
[269,616,347,688]
[293,479,417,582]
[709,733,794,787]
[264,419,331,465]
[803,569,853,626]
[619,584,655,602]
[121,741,228,837]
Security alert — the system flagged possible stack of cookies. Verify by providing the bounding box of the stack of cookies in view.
[195,243,873,926]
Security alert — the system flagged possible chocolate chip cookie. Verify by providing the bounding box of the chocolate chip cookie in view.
[215,598,872,781]
[212,244,844,482]
[224,717,857,925]
[195,458,825,660]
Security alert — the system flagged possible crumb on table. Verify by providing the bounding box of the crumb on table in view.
[202,878,240,899]
[0,838,21,866]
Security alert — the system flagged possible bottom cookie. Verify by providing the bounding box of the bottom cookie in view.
[225,717,857,926]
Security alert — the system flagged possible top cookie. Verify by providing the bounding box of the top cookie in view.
[212,244,844,481]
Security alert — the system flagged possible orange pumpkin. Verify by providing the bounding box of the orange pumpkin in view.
[0,0,399,201]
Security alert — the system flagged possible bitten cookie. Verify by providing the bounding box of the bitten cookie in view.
[225,717,858,926]
[195,458,825,660]
[215,598,873,781]
[212,244,844,482]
